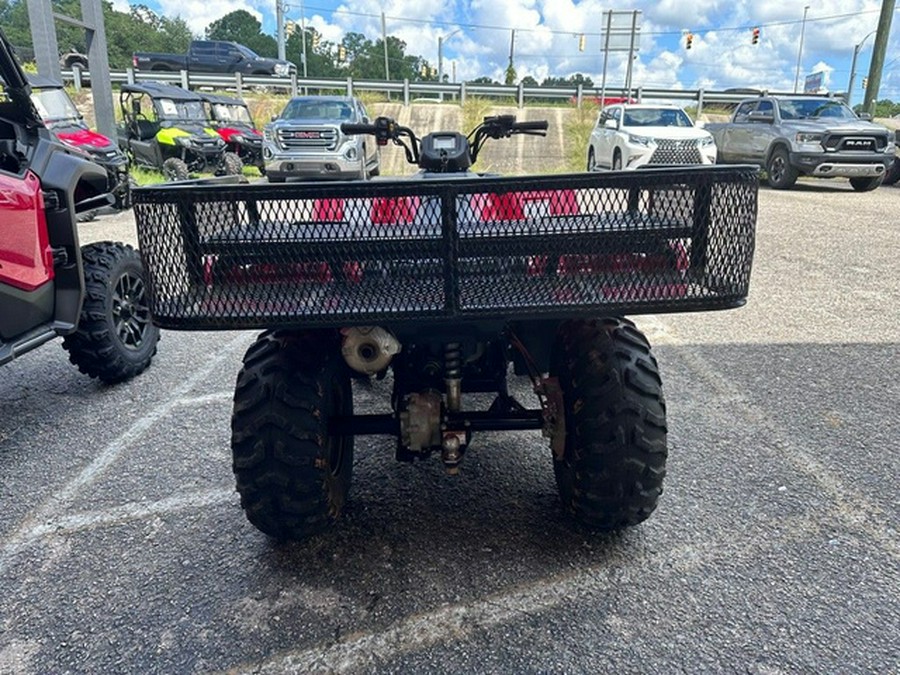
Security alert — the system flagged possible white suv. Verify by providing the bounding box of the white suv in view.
[587,104,716,171]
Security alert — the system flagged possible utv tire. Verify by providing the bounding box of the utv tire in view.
[62,242,159,383]
[162,157,189,181]
[232,330,354,540]
[766,146,798,189]
[551,317,667,530]
[221,152,243,176]
[849,175,883,192]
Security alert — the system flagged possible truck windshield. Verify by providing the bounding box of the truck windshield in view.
[157,98,206,122]
[30,87,80,124]
[622,108,693,127]
[280,100,353,121]
[778,99,857,120]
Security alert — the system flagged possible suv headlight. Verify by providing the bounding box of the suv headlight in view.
[627,134,652,147]
[795,132,823,145]
[698,135,715,147]
[274,63,290,76]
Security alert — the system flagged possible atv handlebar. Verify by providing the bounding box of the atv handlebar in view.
[511,120,549,132]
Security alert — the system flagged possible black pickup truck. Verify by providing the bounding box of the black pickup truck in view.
[133,40,295,77]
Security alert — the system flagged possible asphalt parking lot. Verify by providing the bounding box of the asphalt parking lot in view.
[1,179,898,673]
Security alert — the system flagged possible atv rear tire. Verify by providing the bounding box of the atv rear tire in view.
[62,242,159,383]
[221,152,243,176]
[231,330,354,540]
[162,157,189,181]
[551,317,667,530]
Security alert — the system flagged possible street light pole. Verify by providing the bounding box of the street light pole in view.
[793,5,810,93]
[438,28,462,84]
[847,31,876,107]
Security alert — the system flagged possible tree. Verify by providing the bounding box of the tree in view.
[206,10,276,57]
[520,75,539,87]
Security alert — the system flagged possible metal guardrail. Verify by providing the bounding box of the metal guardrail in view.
[65,67,844,116]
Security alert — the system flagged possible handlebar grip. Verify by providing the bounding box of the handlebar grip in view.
[341,123,376,135]
[513,120,549,131]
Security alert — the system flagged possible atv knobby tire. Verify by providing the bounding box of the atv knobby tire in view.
[231,330,354,540]
[551,317,667,530]
[62,242,159,383]
[162,157,189,181]
[220,151,243,176]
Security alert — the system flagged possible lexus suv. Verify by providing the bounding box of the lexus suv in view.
[587,104,717,171]
[262,95,380,182]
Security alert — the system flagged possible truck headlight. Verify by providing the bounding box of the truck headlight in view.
[345,146,358,161]
[795,132,823,144]
[627,134,652,147]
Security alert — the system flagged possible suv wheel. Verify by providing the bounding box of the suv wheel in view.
[62,242,159,383]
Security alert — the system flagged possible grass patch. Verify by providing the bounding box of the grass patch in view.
[562,101,599,173]
[130,166,165,185]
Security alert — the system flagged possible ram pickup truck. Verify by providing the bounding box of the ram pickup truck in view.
[133,40,295,77]
[706,95,894,191]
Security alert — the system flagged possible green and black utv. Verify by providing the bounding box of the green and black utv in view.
[117,82,242,181]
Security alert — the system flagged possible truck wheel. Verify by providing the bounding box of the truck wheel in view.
[550,317,667,530]
[62,242,159,383]
[162,158,189,181]
[221,152,243,176]
[882,160,900,186]
[766,146,798,189]
[232,330,354,540]
[849,176,883,192]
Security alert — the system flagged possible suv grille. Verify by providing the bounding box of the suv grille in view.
[823,134,886,152]
[648,139,702,165]
[277,127,338,151]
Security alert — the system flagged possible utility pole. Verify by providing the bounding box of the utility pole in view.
[599,11,612,107]
[276,0,285,61]
[624,10,639,97]
[300,0,307,78]
[863,0,895,115]
[847,31,876,108]
[506,28,516,85]
[793,5,809,93]
[382,12,390,80]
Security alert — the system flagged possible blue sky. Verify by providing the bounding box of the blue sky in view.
[130,0,900,102]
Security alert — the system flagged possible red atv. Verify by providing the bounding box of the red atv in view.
[0,30,159,382]
[27,74,133,211]
[132,114,757,541]
[200,92,264,175]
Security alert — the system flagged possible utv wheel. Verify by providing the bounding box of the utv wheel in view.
[162,157,189,181]
[551,317,667,530]
[849,175,883,192]
[62,242,159,383]
[766,146,798,189]
[221,152,243,176]
[232,330,354,540]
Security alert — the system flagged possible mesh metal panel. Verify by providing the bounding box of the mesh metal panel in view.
[132,166,758,330]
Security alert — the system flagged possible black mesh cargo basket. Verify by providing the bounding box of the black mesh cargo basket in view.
[132,166,757,330]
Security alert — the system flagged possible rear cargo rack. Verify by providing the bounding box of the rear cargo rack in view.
[132,166,757,330]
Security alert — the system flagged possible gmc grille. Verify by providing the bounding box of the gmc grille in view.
[649,139,703,165]
[277,127,338,151]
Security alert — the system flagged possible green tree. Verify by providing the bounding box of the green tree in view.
[520,75,538,87]
[206,10,276,57]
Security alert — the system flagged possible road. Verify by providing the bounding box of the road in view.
[1,180,898,673]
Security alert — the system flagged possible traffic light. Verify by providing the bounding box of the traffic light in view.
[284,20,296,37]
[311,31,320,49]
[338,45,347,62]
[578,34,585,52]
[862,77,868,90]
[686,33,693,50]
[752,27,760,45]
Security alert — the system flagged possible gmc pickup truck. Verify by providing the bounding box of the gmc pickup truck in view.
[706,95,894,191]
[133,40,295,77]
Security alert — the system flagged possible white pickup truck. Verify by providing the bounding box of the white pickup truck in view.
[706,95,894,191]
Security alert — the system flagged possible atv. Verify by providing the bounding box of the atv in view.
[0,29,159,382]
[131,113,757,541]
[27,74,132,210]
[117,81,242,181]
[200,92,264,175]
